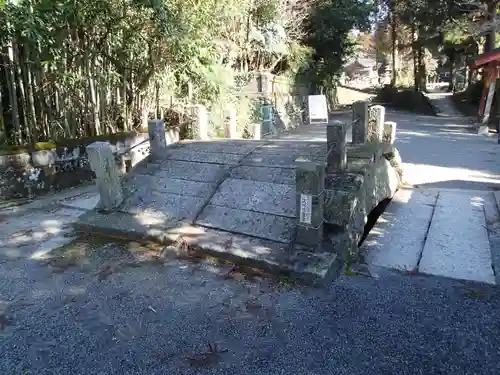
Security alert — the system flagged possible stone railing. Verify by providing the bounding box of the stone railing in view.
[295,101,403,261]
[0,121,179,201]
[87,119,175,211]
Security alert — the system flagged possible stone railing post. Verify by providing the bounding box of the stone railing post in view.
[352,101,368,144]
[86,142,123,211]
[190,104,209,140]
[224,107,238,139]
[296,162,325,248]
[326,121,347,174]
[148,119,167,158]
[383,121,397,145]
[368,105,385,143]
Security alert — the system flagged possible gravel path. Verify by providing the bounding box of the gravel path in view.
[1,242,500,375]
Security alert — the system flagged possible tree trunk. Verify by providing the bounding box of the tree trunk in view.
[448,53,456,93]
[390,1,397,86]
[484,1,497,53]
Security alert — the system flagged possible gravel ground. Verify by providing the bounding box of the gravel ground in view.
[0,239,499,375]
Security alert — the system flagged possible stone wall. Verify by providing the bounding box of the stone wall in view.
[0,126,179,201]
[295,101,404,261]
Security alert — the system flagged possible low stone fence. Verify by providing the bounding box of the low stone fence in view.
[0,121,179,201]
[295,101,403,261]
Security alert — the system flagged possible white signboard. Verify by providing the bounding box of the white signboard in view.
[308,95,328,123]
[299,194,312,224]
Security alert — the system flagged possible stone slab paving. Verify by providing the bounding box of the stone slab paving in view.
[418,189,495,284]
[196,205,296,243]
[209,178,295,217]
[229,165,295,185]
[364,188,438,272]
[74,139,343,283]
[154,159,230,182]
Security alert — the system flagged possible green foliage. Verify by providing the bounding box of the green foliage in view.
[0,0,369,145]
[303,0,374,90]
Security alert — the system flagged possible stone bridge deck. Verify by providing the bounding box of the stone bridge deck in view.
[75,103,402,284]
[76,139,339,283]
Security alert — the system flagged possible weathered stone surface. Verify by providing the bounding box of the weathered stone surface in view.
[329,230,359,262]
[383,121,397,145]
[368,105,385,143]
[120,189,206,222]
[86,142,123,211]
[323,189,358,227]
[383,146,404,180]
[156,160,229,183]
[242,153,324,169]
[325,174,365,234]
[296,162,325,248]
[210,178,295,217]
[352,101,368,144]
[230,166,295,185]
[148,120,167,158]
[347,158,376,211]
[373,158,400,204]
[347,143,378,162]
[164,149,243,165]
[196,205,295,243]
[326,121,347,173]
[126,174,215,197]
[173,140,260,155]
[261,141,325,152]
[182,226,342,285]
[74,210,186,243]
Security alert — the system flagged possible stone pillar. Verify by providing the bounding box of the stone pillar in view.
[352,101,368,144]
[326,121,347,174]
[86,142,123,211]
[368,105,385,143]
[190,104,209,140]
[224,107,238,139]
[383,121,397,145]
[296,162,325,249]
[253,122,262,140]
[148,120,167,158]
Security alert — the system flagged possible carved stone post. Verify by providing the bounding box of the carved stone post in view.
[326,121,347,174]
[148,120,167,158]
[86,142,123,211]
[352,101,368,144]
[368,105,385,143]
[383,121,397,145]
[296,162,325,249]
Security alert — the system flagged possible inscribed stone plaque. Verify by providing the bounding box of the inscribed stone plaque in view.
[300,194,312,224]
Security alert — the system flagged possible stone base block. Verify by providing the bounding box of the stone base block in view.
[324,173,365,233]
[73,210,342,286]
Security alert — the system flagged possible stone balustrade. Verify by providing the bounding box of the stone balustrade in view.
[295,101,403,261]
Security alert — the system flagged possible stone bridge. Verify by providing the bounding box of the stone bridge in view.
[75,102,403,284]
